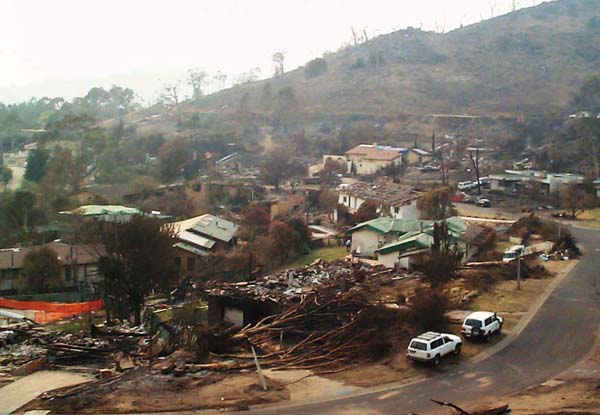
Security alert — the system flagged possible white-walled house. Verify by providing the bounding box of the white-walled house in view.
[337,179,421,220]
[346,217,408,257]
[344,144,407,175]
[374,218,488,269]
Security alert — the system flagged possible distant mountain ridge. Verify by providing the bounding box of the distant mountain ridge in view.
[190,0,600,117]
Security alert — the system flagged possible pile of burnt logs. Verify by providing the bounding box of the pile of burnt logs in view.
[45,342,113,364]
[190,290,401,372]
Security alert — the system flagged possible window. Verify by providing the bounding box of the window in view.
[443,337,452,343]
[410,341,428,351]
[484,317,493,326]
[431,339,443,349]
[187,257,195,272]
[64,266,73,281]
[465,319,482,328]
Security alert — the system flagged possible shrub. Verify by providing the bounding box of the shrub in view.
[350,57,366,70]
[304,58,328,78]
[407,288,449,331]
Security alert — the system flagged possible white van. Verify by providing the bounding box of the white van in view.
[457,181,472,190]
[502,245,525,263]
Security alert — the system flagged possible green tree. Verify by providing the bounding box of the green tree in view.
[240,205,271,241]
[260,146,306,189]
[272,87,299,132]
[417,187,458,220]
[286,217,312,254]
[0,165,12,186]
[24,149,49,182]
[560,183,598,218]
[96,216,177,325]
[421,221,463,287]
[22,246,63,294]
[42,148,85,195]
[304,58,328,78]
[7,190,37,229]
[350,200,379,225]
[158,139,189,183]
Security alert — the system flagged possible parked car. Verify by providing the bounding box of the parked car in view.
[406,331,462,365]
[419,165,440,172]
[476,198,491,207]
[461,311,503,341]
[502,245,525,263]
[457,181,473,190]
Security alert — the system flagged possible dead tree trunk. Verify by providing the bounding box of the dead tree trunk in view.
[469,146,481,195]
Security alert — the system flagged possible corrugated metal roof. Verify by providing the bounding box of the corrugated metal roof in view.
[64,205,140,216]
[178,231,215,249]
[173,242,210,256]
[374,217,469,255]
[191,214,238,243]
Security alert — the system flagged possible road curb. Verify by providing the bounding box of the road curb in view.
[471,259,580,364]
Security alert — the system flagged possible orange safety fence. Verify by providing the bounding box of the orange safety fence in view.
[0,298,103,324]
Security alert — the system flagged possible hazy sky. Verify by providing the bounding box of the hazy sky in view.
[1,0,546,103]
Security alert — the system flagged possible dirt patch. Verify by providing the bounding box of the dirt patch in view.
[447,378,600,415]
[264,369,361,400]
[22,370,289,414]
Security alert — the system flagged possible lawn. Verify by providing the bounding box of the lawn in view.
[578,208,600,221]
[575,209,600,229]
[285,246,348,269]
[47,313,105,334]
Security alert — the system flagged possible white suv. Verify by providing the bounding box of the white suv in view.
[407,332,462,366]
[461,311,503,341]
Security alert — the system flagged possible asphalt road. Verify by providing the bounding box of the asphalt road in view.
[245,226,600,415]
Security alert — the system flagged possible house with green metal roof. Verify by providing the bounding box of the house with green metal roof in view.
[61,205,141,223]
[346,217,415,257]
[374,216,483,269]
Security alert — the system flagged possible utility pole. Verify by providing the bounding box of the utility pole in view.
[516,253,521,290]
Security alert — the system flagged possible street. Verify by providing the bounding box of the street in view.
[239,226,600,414]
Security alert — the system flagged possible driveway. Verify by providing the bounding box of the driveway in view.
[241,226,600,414]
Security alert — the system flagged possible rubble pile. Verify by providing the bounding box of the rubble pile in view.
[180,282,408,373]
[203,259,413,304]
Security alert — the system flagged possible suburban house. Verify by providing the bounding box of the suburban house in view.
[0,241,103,295]
[344,144,406,175]
[346,217,428,257]
[61,205,141,223]
[171,214,239,276]
[337,178,421,220]
[322,143,434,176]
[405,148,433,165]
[374,217,488,269]
[489,170,584,194]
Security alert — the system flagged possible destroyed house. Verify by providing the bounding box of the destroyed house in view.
[207,294,280,327]
[338,178,421,221]
[204,260,359,326]
[0,241,103,294]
